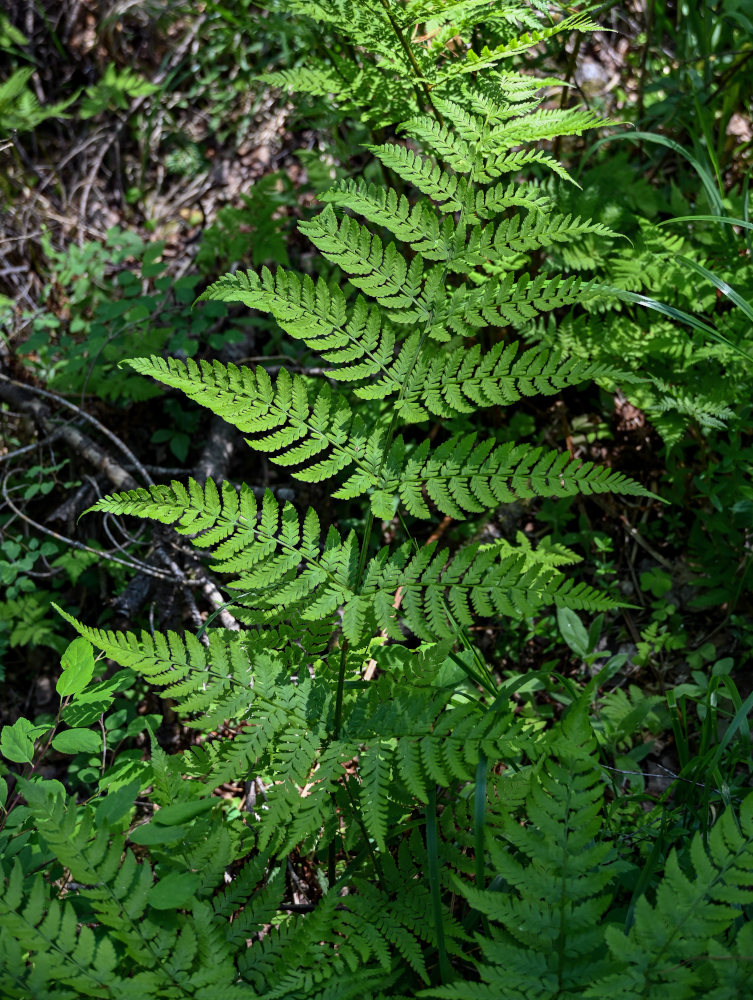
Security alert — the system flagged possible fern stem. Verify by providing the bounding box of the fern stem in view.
[426,783,451,984]
[396,509,497,695]
[377,0,444,126]
[552,34,582,162]
[329,508,377,882]
[328,640,350,887]
[332,642,349,743]
[355,511,375,588]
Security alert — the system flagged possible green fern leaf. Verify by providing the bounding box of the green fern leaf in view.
[360,541,618,644]
[590,792,753,997]
[122,356,378,486]
[441,12,601,78]
[299,205,423,315]
[319,180,455,261]
[428,710,616,999]
[388,433,652,519]
[359,739,396,851]
[367,143,464,208]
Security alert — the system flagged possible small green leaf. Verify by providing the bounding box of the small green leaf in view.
[52,728,102,755]
[57,637,96,697]
[169,433,190,463]
[0,718,46,765]
[370,490,399,520]
[130,821,191,845]
[148,871,201,910]
[99,750,151,792]
[557,607,590,658]
[154,798,216,825]
[94,780,141,829]
[63,672,132,727]
[2,540,21,560]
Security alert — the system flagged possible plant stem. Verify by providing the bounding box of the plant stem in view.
[552,33,582,161]
[332,641,349,743]
[638,0,653,122]
[378,0,444,125]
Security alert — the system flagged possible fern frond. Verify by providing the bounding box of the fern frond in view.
[428,709,617,999]
[359,738,396,851]
[487,106,608,148]
[387,433,652,519]
[367,143,463,209]
[261,66,347,99]
[262,0,395,55]
[53,605,307,729]
[479,145,578,184]
[319,181,455,261]
[590,793,753,997]
[123,355,377,486]
[401,0,496,28]
[198,267,401,385]
[449,213,616,273]
[399,114,476,174]
[492,211,617,255]
[0,859,127,996]
[469,179,551,220]
[475,272,604,324]
[463,72,567,118]
[84,481,360,620]
[361,540,617,644]
[355,339,628,424]
[299,205,423,316]
[441,12,601,78]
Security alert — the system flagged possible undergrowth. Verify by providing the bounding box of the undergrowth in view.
[1,2,752,997]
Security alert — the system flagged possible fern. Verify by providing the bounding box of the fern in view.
[430,710,617,999]
[428,708,753,1000]
[0,67,77,133]
[394,434,653,518]
[590,793,753,997]
[82,0,642,923]
[11,4,737,999]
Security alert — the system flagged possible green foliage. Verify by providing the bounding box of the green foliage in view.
[79,64,159,120]
[11,228,243,404]
[2,2,752,998]
[0,66,77,134]
[428,709,753,1000]
[521,94,753,610]
[195,171,299,275]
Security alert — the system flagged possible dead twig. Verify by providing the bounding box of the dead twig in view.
[0,471,174,581]
[0,373,153,488]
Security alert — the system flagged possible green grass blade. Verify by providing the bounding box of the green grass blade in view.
[426,783,451,984]
[708,688,753,772]
[474,754,488,890]
[658,214,753,232]
[676,255,753,324]
[580,132,723,216]
[598,284,753,362]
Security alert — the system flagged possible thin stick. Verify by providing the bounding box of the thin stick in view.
[0,373,153,487]
[1,473,173,581]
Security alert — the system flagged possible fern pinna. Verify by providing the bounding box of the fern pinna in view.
[9,3,749,998]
